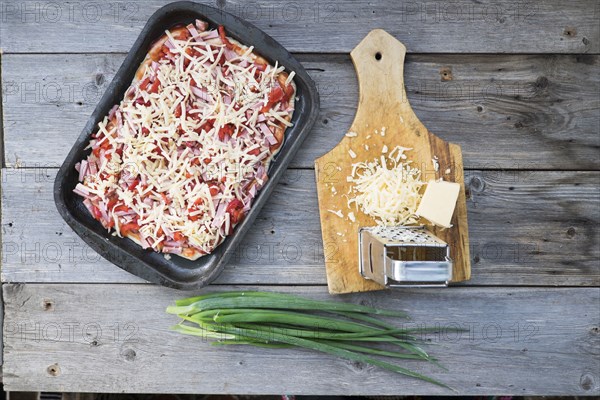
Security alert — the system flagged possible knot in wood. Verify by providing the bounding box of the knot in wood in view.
[42,299,54,311]
[580,373,596,391]
[439,67,453,81]
[47,363,61,376]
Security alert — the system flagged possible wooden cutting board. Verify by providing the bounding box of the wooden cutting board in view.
[315,29,471,294]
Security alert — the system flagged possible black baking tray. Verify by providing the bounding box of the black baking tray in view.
[54,1,320,289]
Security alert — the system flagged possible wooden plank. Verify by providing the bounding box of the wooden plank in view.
[0,51,5,168]
[0,51,4,368]
[316,30,470,294]
[0,1,597,54]
[2,284,599,395]
[2,168,598,286]
[2,53,599,170]
[0,285,3,367]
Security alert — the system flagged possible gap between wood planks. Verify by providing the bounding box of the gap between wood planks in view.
[4,167,600,173]
[2,51,599,57]
[2,282,597,288]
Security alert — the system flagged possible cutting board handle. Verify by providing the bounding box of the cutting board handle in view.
[350,29,415,126]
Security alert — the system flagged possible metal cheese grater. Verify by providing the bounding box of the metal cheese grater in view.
[359,226,452,287]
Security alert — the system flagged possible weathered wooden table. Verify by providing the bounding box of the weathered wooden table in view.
[1,0,599,395]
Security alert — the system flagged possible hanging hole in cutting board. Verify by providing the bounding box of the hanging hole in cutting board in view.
[375,52,382,61]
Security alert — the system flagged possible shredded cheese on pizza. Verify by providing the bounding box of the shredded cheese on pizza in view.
[74,21,296,260]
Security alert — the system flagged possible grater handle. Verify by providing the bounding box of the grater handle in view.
[386,256,453,284]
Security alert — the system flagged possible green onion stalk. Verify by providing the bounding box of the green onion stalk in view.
[167,290,457,390]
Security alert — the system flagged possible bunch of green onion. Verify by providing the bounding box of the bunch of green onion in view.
[167,291,451,389]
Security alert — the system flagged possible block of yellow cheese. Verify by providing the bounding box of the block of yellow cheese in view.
[416,180,460,228]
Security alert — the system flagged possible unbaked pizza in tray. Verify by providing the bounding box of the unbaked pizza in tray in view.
[73,20,296,260]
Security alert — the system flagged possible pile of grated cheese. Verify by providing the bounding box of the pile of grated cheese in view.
[346,146,424,226]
